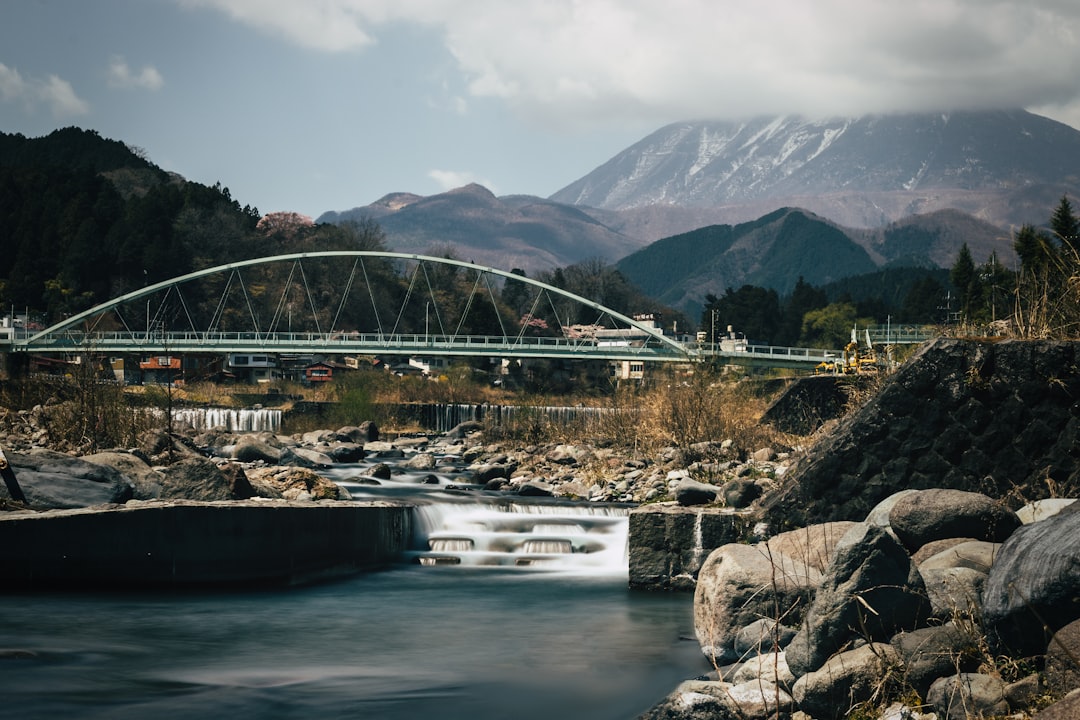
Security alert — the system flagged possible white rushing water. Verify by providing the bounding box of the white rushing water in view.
[171,407,282,432]
[408,500,629,574]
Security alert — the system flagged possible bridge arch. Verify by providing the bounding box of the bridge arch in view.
[25,251,693,359]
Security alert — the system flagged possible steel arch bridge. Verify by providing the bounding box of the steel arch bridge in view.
[5,251,707,364]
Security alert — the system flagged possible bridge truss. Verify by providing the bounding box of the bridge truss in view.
[7,251,698,364]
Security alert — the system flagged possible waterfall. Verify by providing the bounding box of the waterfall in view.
[171,407,282,433]
[408,499,630,573]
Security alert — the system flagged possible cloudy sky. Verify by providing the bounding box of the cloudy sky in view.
[3,0,1080,219]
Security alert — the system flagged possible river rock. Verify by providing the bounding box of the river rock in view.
[889,621,982,698]
[921,566,987,619]
[733,618,797,657]
[325,442,365,463]
[2,449,133,509]
[82,450,164,500]
[675,479,718,506]
[1016,498,1077,524]
[720,478,761,508]
[918,539,999,573]
[1046,618,1080,697]
[1034,690,1080,720]
[927,673,1009,720]
[784,523,930,677]
[156,456,239,501]
[335,422,378,443]
[280,446,334,468]
[791,643,900,720]
[639,678,792,720]
[888,488,1021,552]
[231,434,282,464]
[694,543,820,664]
[762,521,858,573]
[983,506,1080,656]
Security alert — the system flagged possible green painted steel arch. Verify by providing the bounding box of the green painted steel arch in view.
[27,251,691,357]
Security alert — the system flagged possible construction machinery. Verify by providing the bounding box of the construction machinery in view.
[815,327,883,375]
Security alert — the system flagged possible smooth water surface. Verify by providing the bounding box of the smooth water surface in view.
[0,565,707,720]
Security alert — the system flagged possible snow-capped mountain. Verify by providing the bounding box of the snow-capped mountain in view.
[550,110,1080,230]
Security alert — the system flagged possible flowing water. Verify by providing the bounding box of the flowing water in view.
[0,458,710,720]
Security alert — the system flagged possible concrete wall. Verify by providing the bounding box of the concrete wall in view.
[629,505,753,591]
[0,500,413,590]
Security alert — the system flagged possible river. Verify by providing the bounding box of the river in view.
[0,461,709,720]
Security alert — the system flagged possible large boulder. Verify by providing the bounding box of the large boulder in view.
[82,450,163,500]
[784,523,930,677]
[890,621,983,698]
[694,543,820,664]
[983,506,1080,656]
[888,488,1021,552]
[791,643,901,720]
[2,449,133,509]
[927,673,1009,720]
[762,521,859,573]
[156,457,239,501]
[231,434,282,464]
[639,678,793,720]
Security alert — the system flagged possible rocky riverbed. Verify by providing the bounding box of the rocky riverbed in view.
[3,337,1080,719]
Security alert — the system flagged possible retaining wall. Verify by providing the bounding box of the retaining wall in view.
[0,500,412,590]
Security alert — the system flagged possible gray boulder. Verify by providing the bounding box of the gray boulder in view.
[280,446,334,468]
[927,673,1009,720]
[921,566,987,619]
[983,507,1080,656]
[675,479,718,506]
[791,643,900,720]
[694,543,820,664]
[156,457,238,501]
[638,679,792,720]
[231,435,282,464]
[733,618,797,658]
[785,523,930,677]
[3,449,133,509]
[890,621,982,698]
[1046,618,1080,698]
[763,521,859,573]
[888,488,1021,552]
[336,422,379,443]
[82,450,163,500]
[325,442,365,463]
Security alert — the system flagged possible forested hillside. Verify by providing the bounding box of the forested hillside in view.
[0,128,385,325]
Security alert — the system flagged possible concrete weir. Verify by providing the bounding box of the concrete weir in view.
[0,500,413,590]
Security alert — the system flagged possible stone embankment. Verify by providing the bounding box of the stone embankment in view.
[638,338,1080,720]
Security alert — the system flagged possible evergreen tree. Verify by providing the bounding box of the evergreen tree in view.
[1050,195,1080,253]
[949,243,978,320]
[776,276,827,346]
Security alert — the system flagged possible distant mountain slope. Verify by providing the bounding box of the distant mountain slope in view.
[318,183,647,275]
[552,110,1080,232]
[614,207,1005,318]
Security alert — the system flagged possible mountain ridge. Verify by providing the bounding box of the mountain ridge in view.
[550,110,1080,233]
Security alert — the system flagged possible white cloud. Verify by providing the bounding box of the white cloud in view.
[0,63,27,102]
[0,62,89,117]
[428,169,496,193]
[108,56,164,91]
[178,1,1080,127]
[40,74,90,117]
[178,0,383,52]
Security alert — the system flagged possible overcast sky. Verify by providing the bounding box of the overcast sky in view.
[3,0,1080,219]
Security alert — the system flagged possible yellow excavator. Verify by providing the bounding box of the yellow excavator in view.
[815,327,881,375]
